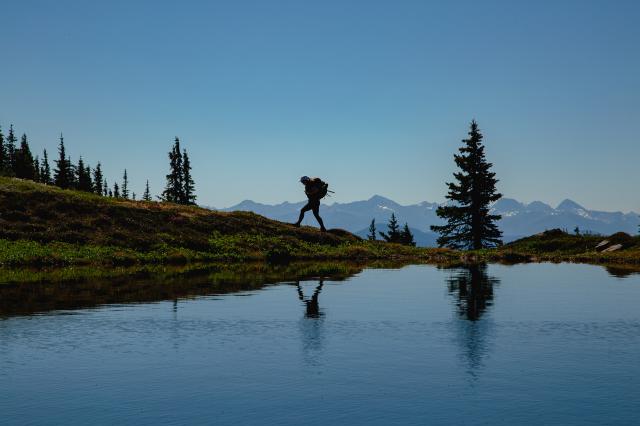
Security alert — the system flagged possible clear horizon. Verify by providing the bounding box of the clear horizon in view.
[223,193,639,214]
[2,0,639,211]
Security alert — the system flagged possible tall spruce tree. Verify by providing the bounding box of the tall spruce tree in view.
[5,125,17,175]
[368,219,377,241]
[122,169,129,199]
[103,178,108,196]
[162,137,183,203]
[379,213,402,243]
[92,163,104,195]
[15,134,36,180]
[113,182,120,198]
[54,134,71,188]
[182,149,196,205]
[431,120,502,249]
[143,180,152,201]
[40,149,52,184]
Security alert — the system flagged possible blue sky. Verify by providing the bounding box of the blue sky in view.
[1,0,639,211]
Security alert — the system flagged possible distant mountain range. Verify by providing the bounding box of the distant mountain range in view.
[217,196,640,247]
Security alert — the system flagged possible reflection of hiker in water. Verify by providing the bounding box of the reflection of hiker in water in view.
[294,176,329,232]
[297,280,324,318]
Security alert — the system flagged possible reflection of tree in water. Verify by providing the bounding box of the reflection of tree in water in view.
[446,263,498,321]
[445,264,500,381]
[295,280,325,366]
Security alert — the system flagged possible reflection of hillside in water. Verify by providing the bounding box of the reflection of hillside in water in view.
[0,262,362,317]
[604,265,640,279]
[444,264,500,381]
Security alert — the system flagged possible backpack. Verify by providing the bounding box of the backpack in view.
[306,178,329,200]
[318,181,329,199]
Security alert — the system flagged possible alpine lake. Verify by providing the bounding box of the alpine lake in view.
[1,261,639,425]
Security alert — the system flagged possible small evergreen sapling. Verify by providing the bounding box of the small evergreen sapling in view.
[40,149,52,184]
[400,223,416,247]
[143,180,152,201]
[122,169,129,199]
[368,219,377,241]
[380,213,402,243]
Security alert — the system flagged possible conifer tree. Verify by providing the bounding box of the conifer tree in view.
[76,157,93,192]
[431,120,502,249]
[40,149,52,184]
[33,156,41,182]
[14,134,36,180]
[5,125,17,175]
[143,180,152,201]
[0,125,6,175]
[75,157,83,188]
[108,188,113,197]
[54,134,71,188]
[85,165,92,190]
[162,137,183,203]
[122,169,129,199]
[368,219,377,241]
[92,163,104,195]
[400,223,416,247]
[113,182,120,198]
[182,149,196,205]
[67,156,78,188]
[103,178,108,196]
[132,192,136,200]
[380,213,402,243]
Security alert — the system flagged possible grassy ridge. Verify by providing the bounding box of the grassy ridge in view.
[484,229,640,265]
[2,177,640,268]
[0,177,455,266]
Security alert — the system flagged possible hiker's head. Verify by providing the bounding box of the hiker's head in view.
[300,176,310,184]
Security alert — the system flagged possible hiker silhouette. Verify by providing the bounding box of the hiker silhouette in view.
[294,176,328,232]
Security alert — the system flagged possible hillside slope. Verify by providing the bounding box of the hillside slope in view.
[3,178,638,268]
[484,229,640,265]
[0,177,439,266]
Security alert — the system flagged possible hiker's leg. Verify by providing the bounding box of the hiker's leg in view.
[312,202,326,232]
[295,202,312,226]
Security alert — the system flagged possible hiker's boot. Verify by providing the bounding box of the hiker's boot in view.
[293,222,301,228]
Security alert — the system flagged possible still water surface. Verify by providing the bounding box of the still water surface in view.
[1,263,639,425]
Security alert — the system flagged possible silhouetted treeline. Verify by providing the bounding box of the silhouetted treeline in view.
[376,213,416,246]
[0,123,197,205]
